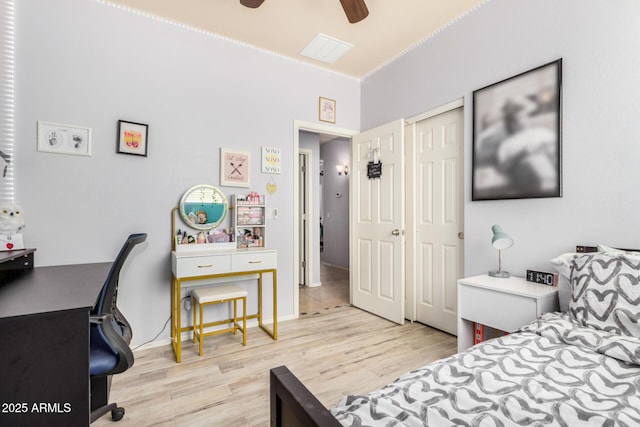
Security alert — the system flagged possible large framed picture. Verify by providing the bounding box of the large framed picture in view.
[472,59,562,201]
[220,148,250,187]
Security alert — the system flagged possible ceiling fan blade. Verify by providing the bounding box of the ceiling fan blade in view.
[240,0,265,8]
[339,0,369,23]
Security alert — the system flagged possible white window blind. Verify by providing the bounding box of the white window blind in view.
[0,0,15,203]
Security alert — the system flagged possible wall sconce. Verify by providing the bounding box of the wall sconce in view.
[336,165,349,175]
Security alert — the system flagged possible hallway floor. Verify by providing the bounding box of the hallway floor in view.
[299,263,349,316]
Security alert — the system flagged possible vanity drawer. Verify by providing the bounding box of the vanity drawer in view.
[174,254,232,278]
[232,251,276,271]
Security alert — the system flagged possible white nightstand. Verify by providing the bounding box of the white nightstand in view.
[457,274,559,352]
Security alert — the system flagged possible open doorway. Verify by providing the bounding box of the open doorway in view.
[293,121,357,318]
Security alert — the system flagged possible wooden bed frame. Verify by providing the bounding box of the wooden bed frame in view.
[270,366,341,427]
[270,245,636,426]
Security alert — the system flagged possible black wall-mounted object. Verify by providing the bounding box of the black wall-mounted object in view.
[367,161,382,179]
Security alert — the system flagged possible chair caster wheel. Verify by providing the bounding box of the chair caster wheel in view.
[111,407,125,421]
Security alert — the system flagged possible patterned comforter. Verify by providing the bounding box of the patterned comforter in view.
[331,312,640,426]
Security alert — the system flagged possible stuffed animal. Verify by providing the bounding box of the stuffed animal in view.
[0,203,25,235]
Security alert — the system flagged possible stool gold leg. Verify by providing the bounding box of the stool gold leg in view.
[199,302,204,356]
[233,299,238,335]
[192,297,196,344]
[242,296,247,346]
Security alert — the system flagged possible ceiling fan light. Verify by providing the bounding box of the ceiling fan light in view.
[240,0,265,8]
[339,0,369,23]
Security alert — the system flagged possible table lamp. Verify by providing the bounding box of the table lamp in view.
[488,224,513,278]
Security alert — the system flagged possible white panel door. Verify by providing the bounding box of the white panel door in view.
[412,107,464,335]
[350,120,405,324]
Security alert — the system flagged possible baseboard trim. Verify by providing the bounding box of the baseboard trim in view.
[320,261,349,271]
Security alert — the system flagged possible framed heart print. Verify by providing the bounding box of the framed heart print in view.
[220,148,250,187]
[117,120,149,157]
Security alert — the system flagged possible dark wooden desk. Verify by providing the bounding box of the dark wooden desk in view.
[0,248,35,271]
[0,262,110,427]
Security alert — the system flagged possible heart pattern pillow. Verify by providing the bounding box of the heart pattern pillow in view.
[569,253,640,337]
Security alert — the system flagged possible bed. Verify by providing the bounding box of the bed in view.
[270,246,640,426]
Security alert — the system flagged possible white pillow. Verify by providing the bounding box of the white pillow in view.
[550,252,580,312]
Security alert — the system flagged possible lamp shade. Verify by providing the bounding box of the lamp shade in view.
[491,225,513,250]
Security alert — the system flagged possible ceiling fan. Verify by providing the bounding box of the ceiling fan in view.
[239,0,369,24]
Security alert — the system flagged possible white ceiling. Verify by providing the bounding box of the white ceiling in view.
[105,0,486,79]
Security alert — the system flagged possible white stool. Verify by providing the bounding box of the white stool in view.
[191,284,247,356]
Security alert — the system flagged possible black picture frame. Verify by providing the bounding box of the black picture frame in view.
[117,120,149,157]
[472,59,562,201]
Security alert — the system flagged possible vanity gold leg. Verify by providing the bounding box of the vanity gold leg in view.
[272,269,277,340]
[172,277,182,363]
[258,272,263,327]
[256,269,277,340]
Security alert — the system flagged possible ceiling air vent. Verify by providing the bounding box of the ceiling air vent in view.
[300,33,353,64]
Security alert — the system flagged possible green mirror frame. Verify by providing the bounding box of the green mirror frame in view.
[178,184,228,231]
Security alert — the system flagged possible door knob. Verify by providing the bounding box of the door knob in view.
[458,232,464,240]
[392,229,401,236]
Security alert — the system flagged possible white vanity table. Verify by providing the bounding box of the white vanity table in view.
[169,185,277,363]
[171,247,277,363]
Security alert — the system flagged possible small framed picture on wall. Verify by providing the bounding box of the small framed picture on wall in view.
[319,97,336,123]
[220,148,250,187]
[37,121,92,156]
[117,120,149,157]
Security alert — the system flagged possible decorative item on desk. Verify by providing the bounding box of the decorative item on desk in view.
[247,192,261,204]
[526,270,558,286]
[0,203,25,251]
[207,228,232,243]
[488,224,513,278]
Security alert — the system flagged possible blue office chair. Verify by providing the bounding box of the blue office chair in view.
[90,233,147,423]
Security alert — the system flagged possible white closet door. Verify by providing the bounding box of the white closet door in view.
[410,107,464,335]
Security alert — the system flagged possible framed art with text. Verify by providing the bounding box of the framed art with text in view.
[220,148,250,187]
[472,59,562,201]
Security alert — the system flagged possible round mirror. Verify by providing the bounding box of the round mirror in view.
[179,184,228,231]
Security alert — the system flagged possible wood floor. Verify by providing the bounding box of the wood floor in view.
[95,270,456,426]
[299,263,350,316]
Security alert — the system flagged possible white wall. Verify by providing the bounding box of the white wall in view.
[320,138,350,269]
[14,0,360,346]
[361,0,640,278]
